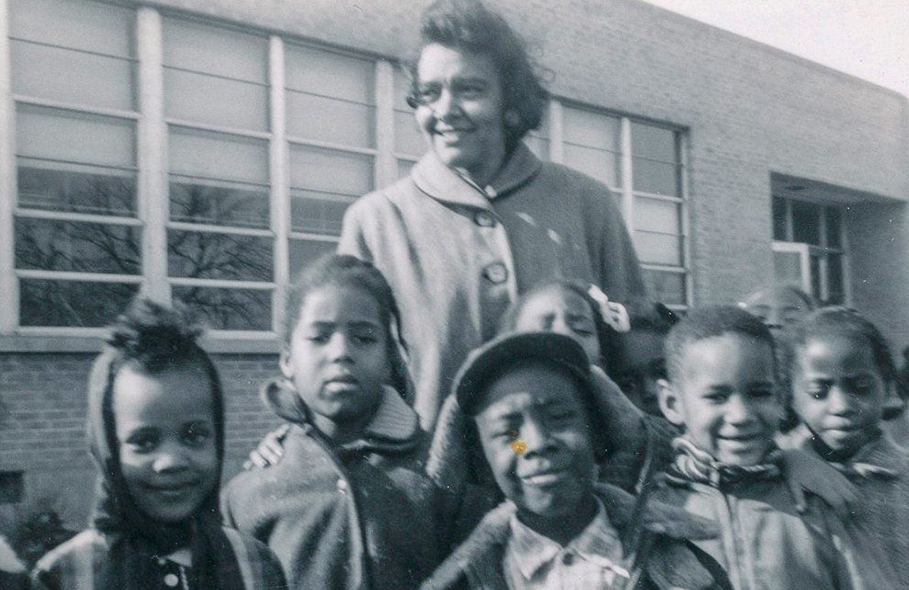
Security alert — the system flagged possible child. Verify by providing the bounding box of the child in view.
[221,255,451,589]
[31,299,286,589]
[738,285,815,336]
[653,305,869,590]
[784,307,908,587]
[422,331,731,589]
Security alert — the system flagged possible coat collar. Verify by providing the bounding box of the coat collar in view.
[421,483,720,590]
[261,378,420,453]
[788,423,905,479]
[411,143,542,209]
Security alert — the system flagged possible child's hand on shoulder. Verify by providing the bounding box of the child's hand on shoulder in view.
[244,423,291,470]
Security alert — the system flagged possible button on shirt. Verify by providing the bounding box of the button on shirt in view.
[504,499,631,589]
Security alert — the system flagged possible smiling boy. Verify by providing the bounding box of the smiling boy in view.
[653,306,863,590]
[423,331,730,589]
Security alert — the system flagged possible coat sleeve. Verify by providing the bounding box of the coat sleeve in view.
[586,179,647,300]
[338,199,374,263]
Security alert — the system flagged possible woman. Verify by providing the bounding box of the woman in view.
[339,0,645,430]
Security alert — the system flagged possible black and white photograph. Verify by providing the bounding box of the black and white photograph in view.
[1,0,907,587]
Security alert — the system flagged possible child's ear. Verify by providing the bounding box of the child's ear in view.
[278,349,294,381]
[657,378,686,428]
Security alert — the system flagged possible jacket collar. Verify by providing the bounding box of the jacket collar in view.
[789,424,904,479]
[421,483,720,590]
[261,378,420,453]
[411,143,542,209]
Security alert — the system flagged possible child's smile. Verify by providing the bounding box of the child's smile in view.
[113,365,219,523]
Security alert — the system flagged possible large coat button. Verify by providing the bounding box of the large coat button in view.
[474,210,496,227]
[484,263,508,284]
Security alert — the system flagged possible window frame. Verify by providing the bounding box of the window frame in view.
[0,0,692,346]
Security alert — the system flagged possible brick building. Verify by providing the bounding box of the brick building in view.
[1,0,907,527]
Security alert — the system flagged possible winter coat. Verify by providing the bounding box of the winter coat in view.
[651,452,861,590]
[221,380,452,590]
[784,426,909,588]
[338,144,645,430]
[420,483,732,590]
[31,528,285,590]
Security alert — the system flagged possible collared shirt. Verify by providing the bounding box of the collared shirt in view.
[503,498,632,589]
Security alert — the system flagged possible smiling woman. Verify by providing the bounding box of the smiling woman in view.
[339,0,646,430]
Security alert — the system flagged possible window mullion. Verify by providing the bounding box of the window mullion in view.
[620,117,634,229]
[136,7,169,302]
[374,59,396,189]
[0,0,17,331]
[548,100,563,164]
[269,34,289,332]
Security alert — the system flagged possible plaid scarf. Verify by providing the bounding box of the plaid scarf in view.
[667,437,783,489]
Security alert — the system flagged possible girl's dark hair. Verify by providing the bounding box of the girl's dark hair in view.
[498,280,614,371]
[94,298,225,465]
[789,307,905,401]
[282,254,411,400]
[408,0,549,152]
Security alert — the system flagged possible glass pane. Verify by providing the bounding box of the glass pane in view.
[642,270,686,305]
[631,123,677,162]
[825,207,842,248]
[167,231,273,281]
[791,201,821,246]
[772,196,787,241]
[10,0,133,58]
[289,146,373,196]
[20,279,138,327]
[397,159,416,179]
[163,18,267,84]
[634,231,683,266]
[290,190,354,235]
[634,196,681,234]
[773,250,804,287]
[11,41,134,111]
[827,253,845,304]
[16,218,140,274]
[394,67,415,109]
[18,163,136,216]
[286,91,374,147]
[169,129,268,185]
[563,144,619,186]
[632,158,679,196]
[523,134,549,161]
[285,44,373,104]
[169,180,269,229]
[394,110,426,157]
[164,69,267,131]
[563,107,620,151]
[810,253,822,301]
[289,239,337,280]
[17,105,135,169]
[173,286,271,331]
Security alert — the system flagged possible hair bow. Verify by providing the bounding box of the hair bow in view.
[587,285,631,333]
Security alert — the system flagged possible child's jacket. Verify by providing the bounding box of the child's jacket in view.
[651,439,859,590]
[31,527,285,590]
[420,483,731,590]
[785,426,909,588]
[222,379,450,590]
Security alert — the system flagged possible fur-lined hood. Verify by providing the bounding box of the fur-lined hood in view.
[421,483,724,589]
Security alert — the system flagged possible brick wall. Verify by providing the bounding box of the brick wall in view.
[0,352,282,528]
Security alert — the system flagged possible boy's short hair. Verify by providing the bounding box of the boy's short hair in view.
[665,305,776,383]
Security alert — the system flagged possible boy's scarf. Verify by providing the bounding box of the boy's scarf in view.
[86,348,245,590]
[668,437,782,489]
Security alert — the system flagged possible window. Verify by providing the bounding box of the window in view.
[562,106,688,307]
[9,0,141,328]
[163,17,273,331]
[772,196,848,305]
[2,0,691,338]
